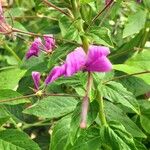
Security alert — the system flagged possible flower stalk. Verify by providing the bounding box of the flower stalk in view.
[3,43,22,63]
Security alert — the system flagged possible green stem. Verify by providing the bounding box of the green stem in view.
[22,120,51,130]
[3,43,22,63]
[10,118,22,131]
[97,91,107,126]
[138,28,150,53]
[81,35,89,53]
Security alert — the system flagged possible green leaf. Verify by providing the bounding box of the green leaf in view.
[0,129,40,150]
[0,104,25,123]
[0,89,30,105]
[23,96,78,119]
[100,121,137,150]
[88,27,113,47]
[126,50,150,70]
[0,104,25,126]
[59,17,80,42]
[67,127,101,150]
[105,101,146,138]
[16,0,35,10]
[139,100,150,134]
[69,101,98,144]
[50,115,71,150]
[114,50,150,84]
[101,81,140,114]
[0,106,10,126]
[0,68,26,90]
[134,139,147,150]
[123,9,147,38]
[118,76,150,96]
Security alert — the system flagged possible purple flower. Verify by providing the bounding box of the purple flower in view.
[44,35,55,52]
[85,45,112,72]
[32,71,41,90]
[26,38,42,59]
[26,35,56,59]
[65,47,87,76]
[45,64,66,84]
[45,45,112,84]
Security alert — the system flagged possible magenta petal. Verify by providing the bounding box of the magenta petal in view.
[86,56,112,72]
[44,35,55,52]
[26,38,42,59]
[45,64,66,85]
[32,71,41,90]
[65,47,86,76]
[85,45,112,72]
[0,2,4,21]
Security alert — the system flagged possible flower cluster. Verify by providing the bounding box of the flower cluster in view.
[26,35,55,59]
[31,45,112,90]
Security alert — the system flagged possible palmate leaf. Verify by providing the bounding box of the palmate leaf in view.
[114,64,150,84]
[0,103,25,124]
[88,27,113,47]
[114,50,150,84]
[123,9,147,38]
[100,121,137,150]
[101,81,140,114]
[67,127,101,150]
[105,101,146,138]
[50,115,71,150]
[50,107,100,150]
[0,129,40,150]
[23,96,78,119]
[118,76,150,97]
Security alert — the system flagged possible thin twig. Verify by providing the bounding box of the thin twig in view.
[87,0,114,29]
[0,93,81,103]
[0,94,35,103]
[6,15,58,21]
[42,0,70,18]
[43,93,82,98]
[12,28,80,46]
[92,0,114,23]
[103,70,150,84]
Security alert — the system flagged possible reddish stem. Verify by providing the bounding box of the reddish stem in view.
[80,72,93,129]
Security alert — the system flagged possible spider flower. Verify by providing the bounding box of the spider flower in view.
[26,35,55,59]
[26,38,42,59]
[45,45,112,84]
[44,35,55,52]
[32,71,41,90]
